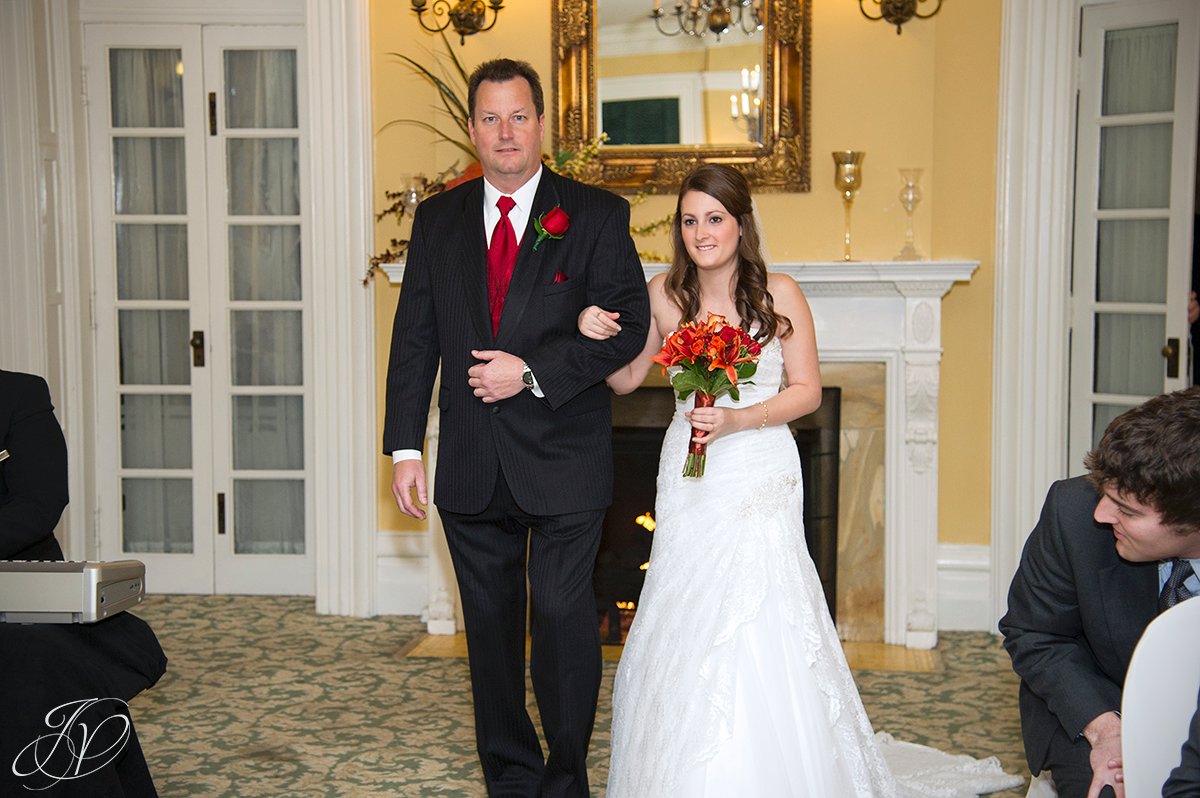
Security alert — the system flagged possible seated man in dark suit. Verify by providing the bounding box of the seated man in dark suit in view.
[0,369,165,796]
[1000,386,1200,798]
[1164,682,1200,798]
[0,368,69,560]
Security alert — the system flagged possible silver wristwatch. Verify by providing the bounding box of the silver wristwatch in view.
[521,363,534,390]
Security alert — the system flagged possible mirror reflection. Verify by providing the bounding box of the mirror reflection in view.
[552,0,810,194]
[597,0,766,146]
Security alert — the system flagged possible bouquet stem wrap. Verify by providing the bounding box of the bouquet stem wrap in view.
[683,391,717,478]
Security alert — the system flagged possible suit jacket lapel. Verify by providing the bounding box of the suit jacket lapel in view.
[1097,558,1158,665]
[458,181,492,344]
[495,168,562,347]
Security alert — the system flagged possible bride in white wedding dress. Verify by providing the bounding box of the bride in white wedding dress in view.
[579,164,1022,798]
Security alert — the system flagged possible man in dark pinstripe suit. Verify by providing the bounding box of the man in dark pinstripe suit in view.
[383,59,649,797]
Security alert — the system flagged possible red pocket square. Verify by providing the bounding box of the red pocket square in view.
[552,271,568,284]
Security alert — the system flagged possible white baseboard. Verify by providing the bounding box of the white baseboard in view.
[375,530,429,616]
[936,543,996,632]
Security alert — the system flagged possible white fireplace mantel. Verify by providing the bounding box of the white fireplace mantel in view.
[780,260,979,648]
[383,259,979,648]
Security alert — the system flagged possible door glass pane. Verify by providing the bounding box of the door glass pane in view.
[233,479,304,554]
[1092,403,1136,450]
[224,50,298,129]
[1095,219,1168,303]
[227,139,299,215]
[116,224,189,300]
[232,395,303,469]
[229,225,301,300]
[113,137,187,214]
[230,310,302,385]
[1098,124,1173,209]
[109,49,185,128]
[119,309,190,385]
[120,394,192,468]
[1093,313,1164,395]
[1102,24,1177,116]
[122,477,193,553]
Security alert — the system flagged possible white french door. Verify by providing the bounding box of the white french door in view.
[1069,0,1200,472]
[86,24,313,594]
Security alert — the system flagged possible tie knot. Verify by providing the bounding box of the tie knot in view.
[1170,558,1195,583]
[1160,558,1196,612]
[497,196,516,216]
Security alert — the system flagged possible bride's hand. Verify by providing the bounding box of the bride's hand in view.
[686,406,737,444]
[578,306,622,340]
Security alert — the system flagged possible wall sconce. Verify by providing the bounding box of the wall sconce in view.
[411,0,504,45]
[652,0,763,42]
[859,0,943,35]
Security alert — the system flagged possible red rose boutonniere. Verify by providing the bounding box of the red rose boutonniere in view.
[533,206,570,251]
[651,313,762,478]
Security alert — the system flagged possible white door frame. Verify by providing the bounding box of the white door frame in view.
[989,0,1195,623]
[1067,1,1199,468]
[37,0,376,614]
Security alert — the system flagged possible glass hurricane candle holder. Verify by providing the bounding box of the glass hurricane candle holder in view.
[894,168,924,261]
[832,151,865,261]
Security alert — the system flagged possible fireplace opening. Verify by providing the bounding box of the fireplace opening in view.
[595,386,842,643]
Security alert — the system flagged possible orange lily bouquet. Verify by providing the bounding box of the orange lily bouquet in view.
[652,313,762,478]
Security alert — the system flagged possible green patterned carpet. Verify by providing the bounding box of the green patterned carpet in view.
[126,595,1028,797]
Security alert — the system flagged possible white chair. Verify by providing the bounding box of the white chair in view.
[1121,597,1200,798]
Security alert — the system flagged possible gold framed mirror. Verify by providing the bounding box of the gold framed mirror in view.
[550,0,811,194]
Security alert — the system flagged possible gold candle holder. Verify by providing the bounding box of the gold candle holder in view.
[832,150,865,261]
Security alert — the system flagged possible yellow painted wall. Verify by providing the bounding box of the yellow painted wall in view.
[370,1,1001,546]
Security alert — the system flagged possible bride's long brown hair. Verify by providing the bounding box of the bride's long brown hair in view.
[665,164,792,342]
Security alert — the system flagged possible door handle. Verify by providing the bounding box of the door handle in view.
[1163,337,1180,379]
[208,91,217,136]
[190,330,205,367]
[217,492,226,535]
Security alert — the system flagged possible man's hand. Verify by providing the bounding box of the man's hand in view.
[1083,711,1124,798]
[391,459,428,520]
[468,350,525,403]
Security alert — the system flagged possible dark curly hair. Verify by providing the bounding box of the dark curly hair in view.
[1084,386,1200,532]
[467,58,544,120]
[664,163,792,343]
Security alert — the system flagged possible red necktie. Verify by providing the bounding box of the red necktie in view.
[487,196,517,336]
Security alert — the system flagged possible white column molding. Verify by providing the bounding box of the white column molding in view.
[422,385,463,634]
[306,0,376,617]
[0,3,48,375]
[991,0,1078,625]
[44,2,93,560]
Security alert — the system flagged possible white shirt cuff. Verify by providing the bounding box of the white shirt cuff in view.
[528,369,545,399]
[392,449,422,463]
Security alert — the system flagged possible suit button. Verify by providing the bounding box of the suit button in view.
[491,406,500,415]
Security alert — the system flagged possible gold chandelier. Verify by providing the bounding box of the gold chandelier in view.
[651,0,764,42]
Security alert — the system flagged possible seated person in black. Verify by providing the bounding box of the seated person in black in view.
[0,369,166,797]
[0,368,69,560]
[1165,682,1200,798]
